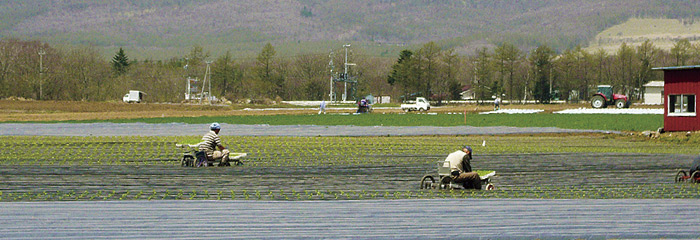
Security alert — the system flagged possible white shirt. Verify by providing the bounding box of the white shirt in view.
[443,150,467,172]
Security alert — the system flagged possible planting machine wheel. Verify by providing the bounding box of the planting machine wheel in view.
[675,170,688,183]
[692,171,700,183]
[219,162,231,167]
[439,176,452,190]
[615,99,626,108]
[420,175,435,189]
[484,183,495,191]
[591,95,606,108]
[181,156,194,167]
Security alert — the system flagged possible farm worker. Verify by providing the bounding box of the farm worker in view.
[357,97,370,113]
[319,100,326,114]
[689,155,700,175]
[200,122,229,166]
[443,145,481,189]
[357,98,365,113]
[494,97,501,111]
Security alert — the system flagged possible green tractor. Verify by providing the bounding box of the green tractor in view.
[590,85,630,108]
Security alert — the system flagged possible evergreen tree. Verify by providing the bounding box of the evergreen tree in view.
[529,45,554,104]
[111,48,130,76]
[440,49,461,100]
[212,51,241,99]
[417,41,441,100]
[255,43,281,97]
[494,42,521,102]
[473,47,492,101]
[387,50,417,101]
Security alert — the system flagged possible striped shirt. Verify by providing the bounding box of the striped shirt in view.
[200,130,222,153]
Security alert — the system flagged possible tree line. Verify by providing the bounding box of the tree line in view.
[2,38,699,104]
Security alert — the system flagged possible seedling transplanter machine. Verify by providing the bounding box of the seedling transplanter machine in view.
[420,160,495,190]
[675,169,700,183]
[176,143,246,167]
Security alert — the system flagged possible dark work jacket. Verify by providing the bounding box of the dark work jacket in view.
[461,153,472,173]
[690,156,700,174]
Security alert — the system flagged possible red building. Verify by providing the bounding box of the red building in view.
[653,65,699,131]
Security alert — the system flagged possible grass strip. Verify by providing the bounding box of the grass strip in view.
[33,113,664,131]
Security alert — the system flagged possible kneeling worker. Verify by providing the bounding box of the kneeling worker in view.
[443,145,481,189]
[201,122,229,166]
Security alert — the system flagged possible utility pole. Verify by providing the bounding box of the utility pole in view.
[342,44,355,102]
[328,50,335,102]
[38,49,46,100]
[199,60,212,104]
[207,60,212,104]
[549,67,553,101]
[184,58,189,101]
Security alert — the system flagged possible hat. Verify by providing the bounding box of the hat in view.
[210,122,221,130]
[462,145,472,152]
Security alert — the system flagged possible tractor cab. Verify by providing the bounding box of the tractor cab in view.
[597,85,614,100]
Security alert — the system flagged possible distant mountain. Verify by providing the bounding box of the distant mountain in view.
[588,18,700,53]
[2,0,699,59]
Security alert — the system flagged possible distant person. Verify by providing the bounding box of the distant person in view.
[689,155,700,176]
[319,100,326,114]
[200,122,229,166]
[443,145,481,189]
[494,97,501,111]
[357,97,369,113]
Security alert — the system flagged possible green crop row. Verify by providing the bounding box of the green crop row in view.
[0,134,694,166]
[34,113,664,131]
[2,184,698,202]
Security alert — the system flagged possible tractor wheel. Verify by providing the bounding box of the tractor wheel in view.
[420,175,435,189]
[675,170,688,183]
[615,99,626,108]
[591,95,606,108]
[181,156,194,167]
[439,176,452,189]
[691,171,700,183]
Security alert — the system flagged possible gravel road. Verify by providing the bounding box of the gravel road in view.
[0,122,610,136]
[1,199,698,239]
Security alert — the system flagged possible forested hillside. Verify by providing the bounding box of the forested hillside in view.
[2,0,700,59]
[3,1,700,105]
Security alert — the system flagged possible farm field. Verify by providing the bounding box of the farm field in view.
[1,134,698,202]
[2,109,698,238]
[4,112,664,132]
